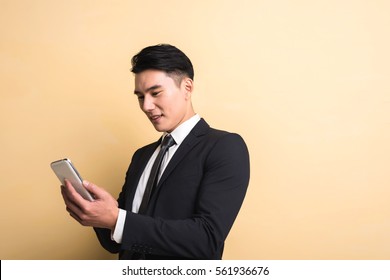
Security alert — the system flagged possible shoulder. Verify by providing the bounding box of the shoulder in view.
[201,119,247,147]
[192,119,249,158]
[207,129,249,157]
[194,118,245,139]
[199,123,250,178]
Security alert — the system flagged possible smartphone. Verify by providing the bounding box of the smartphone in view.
[50,158,94,201]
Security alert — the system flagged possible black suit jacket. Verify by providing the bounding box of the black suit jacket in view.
[94,119,250,259]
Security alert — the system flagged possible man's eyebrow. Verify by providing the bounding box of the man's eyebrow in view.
[134,84,162,95]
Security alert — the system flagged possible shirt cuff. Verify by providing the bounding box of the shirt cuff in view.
[111,208,126,243]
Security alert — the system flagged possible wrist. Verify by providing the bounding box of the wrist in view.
[110,208,120,231]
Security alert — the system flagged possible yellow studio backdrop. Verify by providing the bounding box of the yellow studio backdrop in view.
[0,0,389,259]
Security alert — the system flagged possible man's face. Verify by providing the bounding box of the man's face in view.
[134,69,194,133]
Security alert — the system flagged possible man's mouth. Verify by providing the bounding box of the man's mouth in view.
[149,114,162,122]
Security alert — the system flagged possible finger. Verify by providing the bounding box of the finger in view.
[62,187,84,217]
[61,182,77,205]
[67,207,83,225]
[61,185,75,206]
[64,179,89,205]
[82,180,103,199]
[83,180,118,207]
[61,183,91,226]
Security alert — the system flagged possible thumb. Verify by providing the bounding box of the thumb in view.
[82,180,103,198]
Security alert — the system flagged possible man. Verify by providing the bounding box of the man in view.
[61,44,250,259]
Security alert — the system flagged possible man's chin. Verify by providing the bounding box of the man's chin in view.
[151,123,167,132]
[150,119,174,133]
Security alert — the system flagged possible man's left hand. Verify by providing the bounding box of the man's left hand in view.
[61,180,119,231]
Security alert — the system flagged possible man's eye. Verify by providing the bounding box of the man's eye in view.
[152,91,162,97]
[137,95,144,101]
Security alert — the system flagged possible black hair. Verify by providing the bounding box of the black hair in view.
[131,44,194,81]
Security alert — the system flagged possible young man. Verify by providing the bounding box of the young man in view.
[61,44,250,259]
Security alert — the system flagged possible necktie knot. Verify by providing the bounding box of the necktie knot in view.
[161,134,175,150]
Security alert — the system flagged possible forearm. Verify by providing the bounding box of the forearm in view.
[94,227,121,254]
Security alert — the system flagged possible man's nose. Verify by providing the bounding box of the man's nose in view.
[142,95,155,112]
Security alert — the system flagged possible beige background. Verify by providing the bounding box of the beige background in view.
[1,0,389,259]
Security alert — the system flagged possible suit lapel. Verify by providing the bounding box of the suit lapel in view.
[151,119,210,197]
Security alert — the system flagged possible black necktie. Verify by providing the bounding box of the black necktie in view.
[138,134,175,214]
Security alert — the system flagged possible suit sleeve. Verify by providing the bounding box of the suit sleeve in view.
[120,133,250,259]
[93,147,146,254]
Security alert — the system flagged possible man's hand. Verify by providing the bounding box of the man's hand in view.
[61,180,119,231]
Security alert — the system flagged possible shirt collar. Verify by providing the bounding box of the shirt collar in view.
[164,114,201,146]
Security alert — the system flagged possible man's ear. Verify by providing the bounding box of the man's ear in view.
[183,78,194,99]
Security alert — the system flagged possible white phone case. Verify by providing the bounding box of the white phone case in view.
[50,158,94,201]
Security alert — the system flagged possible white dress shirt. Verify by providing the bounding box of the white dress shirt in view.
[111,114,201,243]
